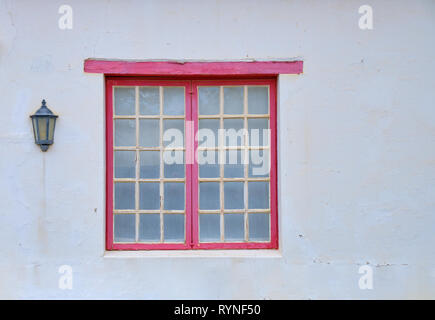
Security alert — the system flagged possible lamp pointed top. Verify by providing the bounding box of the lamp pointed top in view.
[40,99,50,111]
[30,99,58,118]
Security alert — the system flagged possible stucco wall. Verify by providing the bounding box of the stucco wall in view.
[1,0,434,299]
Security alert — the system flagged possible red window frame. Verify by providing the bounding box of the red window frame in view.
[191,79,278,249]
[106,79,193,250]
[106,77,278,250]
[89,59,303,251]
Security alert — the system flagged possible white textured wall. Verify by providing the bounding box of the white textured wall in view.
[0,0,434,299]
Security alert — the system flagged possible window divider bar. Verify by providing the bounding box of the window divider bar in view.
[244,85,249,242]
[114,115,185,119]
[198,178,269,182]
[113,178,186,183]
[198,114,269,119]
[113,210,186,214]
[197,146,269,151]
[159,86,164,243]
[114,210,160,214]
[135,86,140,243]
[219,86,224,242]
[198,209,270,214]
[188,81,195,248]
[114,147,185,151]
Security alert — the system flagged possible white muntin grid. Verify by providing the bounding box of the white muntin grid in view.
[197,85,271,243]
[113,86,186,243]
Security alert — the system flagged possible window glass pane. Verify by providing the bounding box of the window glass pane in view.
[139,183,160,210]
[224,87,243,114]
[249,213,269,241]
[139,87,159,115]
[248,149,270,178]
[199,182,220,210]
[164,183,184,210]
[163,87,184,115]
[224,213,244,241]
[140,151,160,179]
[248,86,268,114]
[199,150,219,178]
[224,182,244,209]
[164,151,184,178]
[248,118,269,147]
[199,86,219,115]
[115,151,135,178]
[139,214,160,242]
[200,214,220,242]
[139,119,159,147]
[163,119,184,148]
[114,87,135,115]
[164,214,184,242]
[223,119,244,147]
[248,182,269,209]
[198,119,219,148]
[114,183,135,210]
[224,149,244,178]
[114,214,135,242]
[115,119,135,146]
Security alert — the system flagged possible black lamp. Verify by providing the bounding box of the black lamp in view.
[30,99,58,152]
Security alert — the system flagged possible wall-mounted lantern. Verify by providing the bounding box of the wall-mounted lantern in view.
[30,99,58,152]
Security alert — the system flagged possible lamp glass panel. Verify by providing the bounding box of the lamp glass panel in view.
[37,117,48,141]
[32,118,39,143]
[48,117,56,141]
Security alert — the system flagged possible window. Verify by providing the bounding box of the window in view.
[106,78,278,250]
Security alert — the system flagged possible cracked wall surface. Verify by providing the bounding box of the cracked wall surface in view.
[0,0,434,299]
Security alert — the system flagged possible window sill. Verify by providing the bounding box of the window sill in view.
[103,249,282,259]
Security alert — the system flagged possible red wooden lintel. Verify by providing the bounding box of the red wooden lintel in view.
[85,59,303,76]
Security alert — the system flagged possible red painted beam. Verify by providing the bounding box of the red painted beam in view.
[84,59,303,75]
